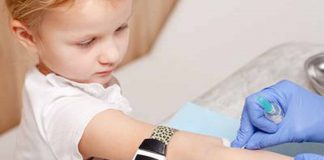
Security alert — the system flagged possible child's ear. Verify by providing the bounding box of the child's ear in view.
[10,20,38,53]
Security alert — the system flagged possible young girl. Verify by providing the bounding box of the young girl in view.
[5,0,292,159]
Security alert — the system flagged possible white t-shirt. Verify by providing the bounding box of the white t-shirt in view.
[14,67,132,160]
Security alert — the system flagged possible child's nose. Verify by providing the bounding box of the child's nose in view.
[98,43,120,66]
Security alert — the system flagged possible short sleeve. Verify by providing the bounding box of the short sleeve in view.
[42,93,127,160]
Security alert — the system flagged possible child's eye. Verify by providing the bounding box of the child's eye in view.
[78,38,95,48]
[115,24,129,33]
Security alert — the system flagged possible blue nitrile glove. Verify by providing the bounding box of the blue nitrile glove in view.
[231,80,324,149]
[295,153,324,160]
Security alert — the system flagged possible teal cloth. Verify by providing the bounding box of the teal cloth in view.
[165,102,240,141]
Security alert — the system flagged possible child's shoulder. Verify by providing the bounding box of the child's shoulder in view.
[23,68,87,107]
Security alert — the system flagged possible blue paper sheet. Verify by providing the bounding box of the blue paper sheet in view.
[164,102,324,156]
[164,102,240,141]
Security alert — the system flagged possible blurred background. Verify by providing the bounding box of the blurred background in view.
[115,0,324,125]
[1,1,324,157]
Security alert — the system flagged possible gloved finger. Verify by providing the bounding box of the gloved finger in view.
[265,80,295,112]
[295,153,324,160]
[245,94,278,133]
[245,131,282,149]
[231,106,254,148]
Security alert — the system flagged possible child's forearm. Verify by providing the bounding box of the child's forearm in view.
[166,131,224,159]
[166,131,292,160]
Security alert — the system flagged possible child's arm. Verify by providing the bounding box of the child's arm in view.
[78,109,291,160]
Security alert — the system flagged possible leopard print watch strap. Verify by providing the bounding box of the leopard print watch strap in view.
[150,126,178,145]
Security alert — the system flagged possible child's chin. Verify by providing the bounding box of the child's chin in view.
[93,76,112,86]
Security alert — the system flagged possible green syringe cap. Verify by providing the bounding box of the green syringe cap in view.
[257,96,273,113]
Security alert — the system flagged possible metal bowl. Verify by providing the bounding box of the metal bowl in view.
[305,52,324,95]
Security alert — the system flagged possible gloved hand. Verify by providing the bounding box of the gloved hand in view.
[231,80,324,149]
[295,153,324,160]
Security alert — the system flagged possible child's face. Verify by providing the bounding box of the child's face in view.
[35,0,132,85]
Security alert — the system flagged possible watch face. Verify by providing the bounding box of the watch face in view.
[138,139,167,156]
[133,150,166,160]
[132,139,167,160]
[134,155,165,160]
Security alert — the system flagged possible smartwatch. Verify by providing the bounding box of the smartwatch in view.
[132,126,178,160]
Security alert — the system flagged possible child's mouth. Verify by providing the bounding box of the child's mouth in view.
[96,70,113,76]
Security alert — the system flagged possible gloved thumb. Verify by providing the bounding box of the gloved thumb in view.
[249,114,278,133]
[246,94,278,133]
[295,153,324,160]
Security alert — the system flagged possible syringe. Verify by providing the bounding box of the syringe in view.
[257,96,283,124]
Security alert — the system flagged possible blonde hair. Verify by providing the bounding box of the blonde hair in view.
[5,0,73,30]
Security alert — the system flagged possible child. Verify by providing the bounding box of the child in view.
[5,0,292,159]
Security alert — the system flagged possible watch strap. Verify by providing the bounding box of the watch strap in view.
[150,126,178,145]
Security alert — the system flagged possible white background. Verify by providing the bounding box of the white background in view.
[116,0,324,124]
